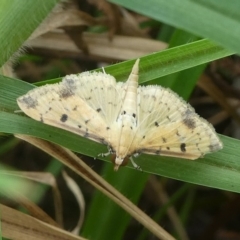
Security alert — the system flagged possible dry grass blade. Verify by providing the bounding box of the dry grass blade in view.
[208,110,230,126]
[198,74,240,125]
[30,7,98,40]
[16,134,175,240]
[2,171,63,227]
[62,170,85,234]
[1,204,87,240]
[29,6,98,55]
[0,171,60,227]
[2,188,59,228]
[120,8,148,37]
[28,31,167,61]
[88,0,122,38]
[148,176,189,240]
[61,25,90,54]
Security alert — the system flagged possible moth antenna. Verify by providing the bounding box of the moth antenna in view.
[101,67,106,74]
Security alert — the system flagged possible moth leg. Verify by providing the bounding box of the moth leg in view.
[14,109,23,113]
[96,146,113,159]
[97,151,111,158]
[133,152,140,158]
[130,157,142,171]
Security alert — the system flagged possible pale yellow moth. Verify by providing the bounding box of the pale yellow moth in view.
[17,59,223,171]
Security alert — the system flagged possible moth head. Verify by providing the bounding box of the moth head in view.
[111,155,129,171]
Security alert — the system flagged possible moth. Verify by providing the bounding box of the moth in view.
[17,59,223,171]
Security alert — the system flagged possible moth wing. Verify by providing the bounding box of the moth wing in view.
[63,73,125,125]
[133,85,222,159]
[17,72,124,144]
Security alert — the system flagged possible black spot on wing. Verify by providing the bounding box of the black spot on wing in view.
[155,122,159,127]
[59,88,73,98]
[155,150,161,154]
[19,96,38,109]
[183,118,196,129]
[96,108,101,112]
[64,77,75,86]
[180,143,186,152]
[152,95,157,101]
[60,114,68,122]
[209,144,221,151]
[84,129,89,137]
[182,109,196,129]
[138,148,161,154]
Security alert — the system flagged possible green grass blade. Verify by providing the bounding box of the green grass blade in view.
[0,164,33,198]
[154,29,206,99]
[105,39,233,85]
[109,0,240,53]
[0,0,60,67]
